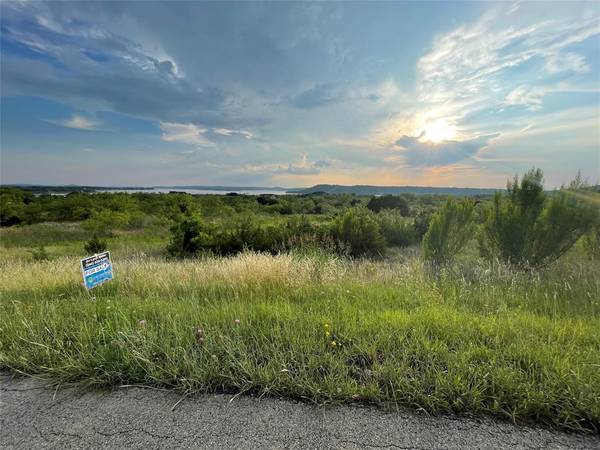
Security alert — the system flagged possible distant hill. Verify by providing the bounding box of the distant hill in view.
[157,185,288,191]
[289,184,501,196]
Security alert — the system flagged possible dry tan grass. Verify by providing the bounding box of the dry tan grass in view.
[0,252,409,294]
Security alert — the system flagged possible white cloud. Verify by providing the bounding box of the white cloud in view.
[544,52,590,74]
[216,154,331,177]
[507,2,520,16]
[416,18,597,108]
[160,122,215,147]
[213,128,254,139]
[51,115,98,130]
[275,154,328,175]
[504,86,545,110]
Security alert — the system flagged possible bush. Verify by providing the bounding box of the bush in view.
[367,195,409,215]
[331,207,385,258]
[84,234,107,255]
[422,198,475,265]
[167,214,333,257]
[29,246,50,261]
[167,214,209,257]
[582,225,600,258]
[82,209,130,236]
[376,210,415,247]
[413,211,432,242]
[480,169,598,268]
[256,195,278,206]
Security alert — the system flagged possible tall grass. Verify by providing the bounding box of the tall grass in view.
[1,251,599,432]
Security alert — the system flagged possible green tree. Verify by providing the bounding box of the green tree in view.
[422,197,475,265]
[480,169,598,268]
[0,188,30,226]
[367,195,410,215]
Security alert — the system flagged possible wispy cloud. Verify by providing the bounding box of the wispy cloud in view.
[160,122,215,147]
[213,128,254,139]
[50,115,98,130]
[276,154,331,175]
[503,86,545,111]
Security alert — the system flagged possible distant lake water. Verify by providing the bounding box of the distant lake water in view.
[47,188,293,196]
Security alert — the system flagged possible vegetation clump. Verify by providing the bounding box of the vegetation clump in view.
[84,234,108,255]
[367,194,410,215]
[422,198,475,265]
[29,245,50,261]
[480,169,598,268]
[331,207,386,257]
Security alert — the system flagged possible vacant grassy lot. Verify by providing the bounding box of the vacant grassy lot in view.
[1,238,599,432]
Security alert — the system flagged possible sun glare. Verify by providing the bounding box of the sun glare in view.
[420,119,457,143]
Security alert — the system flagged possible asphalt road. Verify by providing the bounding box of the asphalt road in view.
[1,375,598,449]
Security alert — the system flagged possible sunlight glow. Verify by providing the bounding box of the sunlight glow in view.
[420,119,457,143]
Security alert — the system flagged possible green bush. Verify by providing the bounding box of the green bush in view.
[375,210,415,247]
[84,234,108,255]
[29,245,50,261]
[167,214,334,257]
[413,210,432,242]
[422,198,475,265]
[167,214,209,257]
[367,195,409,215]
[582,225,600,258]
[82,209,130,236]
[480,169,598,268]
[331,207,385,257]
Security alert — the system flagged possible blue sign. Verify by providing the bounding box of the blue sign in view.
[81,251,113,290]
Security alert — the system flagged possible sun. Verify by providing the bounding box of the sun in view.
[420,119,457,143]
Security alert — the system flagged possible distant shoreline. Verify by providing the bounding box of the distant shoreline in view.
[2,183,504,196]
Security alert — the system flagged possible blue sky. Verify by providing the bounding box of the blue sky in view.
[1,1,598,188]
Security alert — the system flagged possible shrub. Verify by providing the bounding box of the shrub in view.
[84,234,107,255]
[167,214,209,257]
[422,198,475,265]
[480,169,598,268]
[413,210,432,242]
[277,204,294,215]
[256,195,278,206]
[582,225,600,258]
[367,195,409,215]
[331,207,385,257]
[376,210,415,247]
[0,187,29,226]
[82,209,130,236]
[167,214,332,257]
[29,246,50,261]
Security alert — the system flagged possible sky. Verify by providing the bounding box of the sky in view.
[1,1,599,188]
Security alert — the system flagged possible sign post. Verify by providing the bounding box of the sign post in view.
[81,251,113,290]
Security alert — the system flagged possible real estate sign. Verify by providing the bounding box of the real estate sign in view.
[81,251,113,290]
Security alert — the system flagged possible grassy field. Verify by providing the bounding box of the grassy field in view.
[1,222,599,432]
